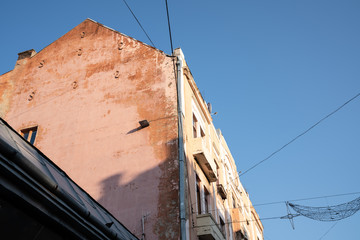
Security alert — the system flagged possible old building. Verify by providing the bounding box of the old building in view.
[0,118,138,240]
[0,19,263,240]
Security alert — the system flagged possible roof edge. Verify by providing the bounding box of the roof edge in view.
[84,18,165,55]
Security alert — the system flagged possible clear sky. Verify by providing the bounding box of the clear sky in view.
[1,1,359,239]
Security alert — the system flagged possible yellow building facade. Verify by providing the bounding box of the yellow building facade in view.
[175,49,264,240]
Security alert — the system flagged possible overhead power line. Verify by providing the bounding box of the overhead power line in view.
[192,215,282,229]
[240,92,360,177]
[164,0,174,54]
[121,0,156,48]
[318,222,339,240]
[190,192,360,229]
[190,191,360,214]
[253,191,360,207]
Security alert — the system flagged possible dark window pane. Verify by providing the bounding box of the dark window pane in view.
[21,126,38,145]
[30,130,37,144]
[23,132,29,141]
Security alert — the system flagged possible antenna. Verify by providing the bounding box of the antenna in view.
[207,102,212,113]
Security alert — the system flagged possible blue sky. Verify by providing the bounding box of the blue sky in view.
[1,1,359,239]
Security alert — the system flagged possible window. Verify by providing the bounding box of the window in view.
[235,230,248,240]
[245,205,250,214]
[193,114,198,138]
[219,217,225,235]
[240,227,249,240]
[196,175,202,214]
[204,187,210,213]
[193,113,205,138]
[235,231,242,240]
[21,126,38,144]
[200,127,205,137]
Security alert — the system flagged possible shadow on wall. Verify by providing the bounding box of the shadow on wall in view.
[96,146,233,239]
[97,139,180,240]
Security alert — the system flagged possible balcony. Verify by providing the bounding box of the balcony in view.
[217,184,227,200]
[192,137,217,182]
[196,214,225,240]
[235,229,249,240]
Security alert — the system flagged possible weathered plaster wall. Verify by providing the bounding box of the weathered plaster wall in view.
[0,19,179,239]
[0,70,14,117]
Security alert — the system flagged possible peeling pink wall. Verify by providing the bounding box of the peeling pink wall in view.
[0,19,180,239]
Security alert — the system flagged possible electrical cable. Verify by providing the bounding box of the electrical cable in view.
[164,0,174,54]
[253,191,360,207]
[189,192,360,230]
[318,221,339,240]
[190,191,360,214]
[192,215,281,229]
[121,0,156,48]
[239,92,360,177]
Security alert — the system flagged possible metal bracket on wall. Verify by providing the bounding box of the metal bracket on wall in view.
[72,81,78,89]
[114,71,120,79]
[28,91,36,101]
[118,41,124,50]
[38,60,45,68]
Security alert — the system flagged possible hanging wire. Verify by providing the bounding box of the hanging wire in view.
[188,196,360,229]
[253,191,360,207]
[165,0,174,54]
[121,0,156,48]
[189,191,360,214]
[318,221,339,240]
[192,215,282,229]
[239,92,360,177]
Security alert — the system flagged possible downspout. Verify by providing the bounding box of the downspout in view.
[141,215,145,240]
[176,52,186,240]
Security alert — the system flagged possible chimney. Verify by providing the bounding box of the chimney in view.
[17,49,36,60]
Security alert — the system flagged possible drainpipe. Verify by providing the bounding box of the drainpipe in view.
[141,215,146,240]
[175,49,186,240]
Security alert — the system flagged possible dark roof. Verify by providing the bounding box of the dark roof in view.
[0,118,138,240]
